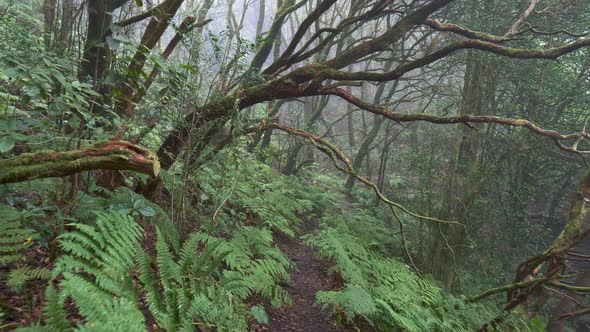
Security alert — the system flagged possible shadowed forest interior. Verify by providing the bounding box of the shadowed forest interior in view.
[2,0,590,331]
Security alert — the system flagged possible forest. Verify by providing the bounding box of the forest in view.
[1,0,590,331]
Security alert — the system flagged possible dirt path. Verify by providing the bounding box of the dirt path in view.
[252,221,344,332]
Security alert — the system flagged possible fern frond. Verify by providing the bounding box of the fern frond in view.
[0,204,37,266]
[42,285,70,331]
[6,267,50,292]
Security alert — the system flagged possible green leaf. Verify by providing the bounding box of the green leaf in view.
[158,86,169,97]
[105,36,120,50]
[250,305,269,324]
[0,136,15,152]
[133,199,144,210]
[1,119,17,131]
[135,0,144,6]
[138,206,155,217]
[103,72,125,85]
[52,71,69,90]
[4,67,20,79]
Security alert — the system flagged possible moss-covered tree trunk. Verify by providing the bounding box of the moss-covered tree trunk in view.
[427,54,496,289]
[283,95,330,175]
[0,141,159,185]
[114,0,185,117]
[42,0,56,49]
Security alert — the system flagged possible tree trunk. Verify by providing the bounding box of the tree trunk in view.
[256,0,265,38]
[43,0,56,49]
[427,54,496,289]
[546,268,590,331]
[282,95,329,175]
[114,0,185,117]
[56,0,74,54]
[0,141,159,184]
[344,115,382,191]
[79,0,130,116]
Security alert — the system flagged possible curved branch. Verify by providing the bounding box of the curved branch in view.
[249,0,308,70]
[114,0,177,28]
[506,0,539,36]
[469,278,544,302]
[424,19,512,43]
[250,123,460,226]
[0,141,160,184]
[302,37,590,84]
[276,0,338,63]
[329,88,590,146]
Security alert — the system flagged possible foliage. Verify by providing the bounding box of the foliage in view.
[3,0,590,330]
[195,148,316,237]
[0,204,50,292]
[304,221,498,331]
[138,225,293,331]
[18,190,294,331]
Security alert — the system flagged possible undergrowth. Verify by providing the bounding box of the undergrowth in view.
[303,213,544,332]
[2,148,540,331]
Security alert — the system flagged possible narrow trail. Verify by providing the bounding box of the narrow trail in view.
[253,220,345,332]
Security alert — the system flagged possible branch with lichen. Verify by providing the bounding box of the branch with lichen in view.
[0,141,160,185]
[469,278,544,302]
[329,88,590,154]
[475,170,590,329]
[424,19,513,43]
[250,123,460,226]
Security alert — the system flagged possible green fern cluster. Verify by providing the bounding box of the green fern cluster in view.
[0,204,37,265]
[73,186,181,250]
[0,204,50,293]
[138,225,292,331]
[18,208,293,331]
[197,152,315,236]
[304,222,498,331]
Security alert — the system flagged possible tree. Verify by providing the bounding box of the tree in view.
[4,0,590,327]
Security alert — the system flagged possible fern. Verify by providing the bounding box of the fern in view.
[139,229,246,331]
[196,151,315,237]
[0,204,50,292]
[6,267,51,292]
[306,221,498,331]
[317,285,377,319]
[47,212,145,331]
[0,204,37,265]
[73,187,180,253]
[42,285,70,331]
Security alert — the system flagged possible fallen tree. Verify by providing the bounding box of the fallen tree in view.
[0,141,160,185]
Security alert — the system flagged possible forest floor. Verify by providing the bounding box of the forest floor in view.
[250,219,347,332]
[0,219,350,332]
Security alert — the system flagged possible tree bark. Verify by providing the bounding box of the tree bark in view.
[114,0,185,117]
[79,0,130,116]
[43,0,56,49]
[283,95,329,175]
[56,0,74,54]
[0,141,159,185]
[428,54,496,289]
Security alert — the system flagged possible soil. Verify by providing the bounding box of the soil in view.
[251,220,346,332]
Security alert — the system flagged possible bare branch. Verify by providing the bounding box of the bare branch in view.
[424,19,512,43]
[506,0,539,36]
